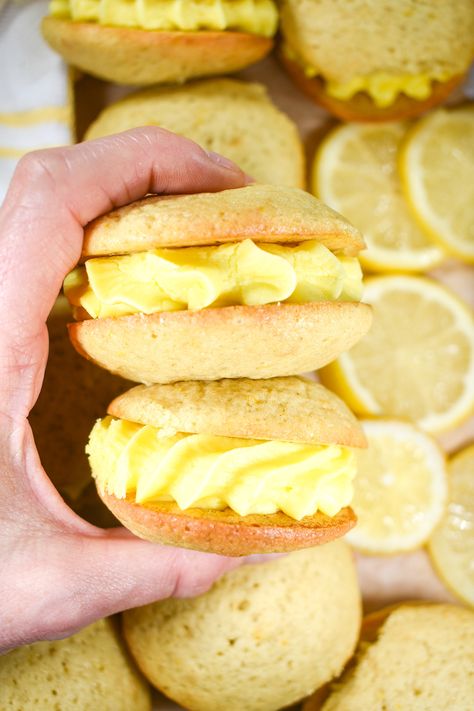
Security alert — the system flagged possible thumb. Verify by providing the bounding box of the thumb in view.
[2,528,244,651]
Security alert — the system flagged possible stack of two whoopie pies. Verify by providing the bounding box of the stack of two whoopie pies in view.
[65,183,372,555]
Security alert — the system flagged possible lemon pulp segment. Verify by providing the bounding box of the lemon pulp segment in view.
[50,0,278,36]
[88,416,357,520]
[65,239,363,319]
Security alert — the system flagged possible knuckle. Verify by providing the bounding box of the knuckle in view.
[14,149,67,190]
[141,125,204,156]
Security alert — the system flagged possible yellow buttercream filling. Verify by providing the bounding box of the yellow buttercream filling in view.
[324,71,452,108]
[49,0,278,37]
[283,45,453,108]
[64,239,363,319]
[87,416,356,520]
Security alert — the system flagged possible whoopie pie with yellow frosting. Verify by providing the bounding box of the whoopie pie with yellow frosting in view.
[64,184,372,385]
[279,0,474,122]
[87,376,367,555]
[42,0,277,85]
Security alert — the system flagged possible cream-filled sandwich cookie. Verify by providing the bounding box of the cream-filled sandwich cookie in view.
[279,0,474,122]
[87,376,367,555]
[42,0,277,85]
[64,184,372,384]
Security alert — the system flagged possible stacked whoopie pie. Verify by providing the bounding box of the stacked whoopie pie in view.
[65,183,372,555]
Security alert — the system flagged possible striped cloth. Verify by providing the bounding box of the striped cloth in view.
[0,0,73,203]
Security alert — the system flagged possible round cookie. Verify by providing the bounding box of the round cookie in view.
[279,0,474,121]
[123,543,362,711]
[0,619,151,711]
[304,603,474,711]
[85,79,304,188]
[65,184,372,385]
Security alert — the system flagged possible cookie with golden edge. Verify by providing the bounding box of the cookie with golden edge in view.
[279,0,474,121]
[89,376,366,556]
[67,184,372,384]
[41,19,273,86]
[303,602,474,711]
[85,79,305,189]
[122,544,362,711]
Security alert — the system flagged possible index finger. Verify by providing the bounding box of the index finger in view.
[0,127,248,328]
[0,128,248,417]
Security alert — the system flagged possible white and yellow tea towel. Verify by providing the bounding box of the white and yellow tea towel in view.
[0,0,73,203]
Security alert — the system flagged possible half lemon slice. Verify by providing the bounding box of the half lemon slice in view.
[348,419,447,554]
[319,275,474,434]
[400,106,474,264]
[428,444,474,606]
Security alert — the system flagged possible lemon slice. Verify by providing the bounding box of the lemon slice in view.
[319,275,474,434]
[428,444,474,606]
[347,419,447,554]
[400,106,474,263]
[313,122,444,272]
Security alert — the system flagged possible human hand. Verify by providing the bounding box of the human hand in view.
[0,128,252,653]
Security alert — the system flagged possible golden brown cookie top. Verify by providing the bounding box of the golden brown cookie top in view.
[82,184,365,257]
[108,376,367,447]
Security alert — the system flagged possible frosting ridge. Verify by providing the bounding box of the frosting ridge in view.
[64,239,363,319]
[283,45,453,107]
[49,0,278,36]
[88,417,356,520]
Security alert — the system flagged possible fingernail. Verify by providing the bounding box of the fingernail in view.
[206,151,242,172]
[244,174,256,185]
